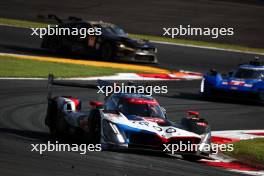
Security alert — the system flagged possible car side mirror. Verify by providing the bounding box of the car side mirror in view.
[228,71,233,77]
[90,101,103,109]
[187,111,199,118]
[209,69,217,76]
[161,106,167,118]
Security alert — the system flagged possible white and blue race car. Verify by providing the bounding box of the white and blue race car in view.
[45,75,212,160]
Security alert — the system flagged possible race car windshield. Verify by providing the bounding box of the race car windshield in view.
[103,26,127,37]
[119,102,165,118]
[233,68,264,79]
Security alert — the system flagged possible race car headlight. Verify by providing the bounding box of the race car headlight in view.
[117,43,135,51]
[109,123,120,134]
[102,120,125,144]
[109,123,125,143]
[118,43,126,48]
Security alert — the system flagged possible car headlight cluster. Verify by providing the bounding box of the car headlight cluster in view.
[118,43,126,48]
[103,120,125,143]
[117,43,135,51]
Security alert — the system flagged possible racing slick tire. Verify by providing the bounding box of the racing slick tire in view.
[180,115,211,161]
[54,113,70,137]
[201,87,211,97]
[88,109,101,143]
[46,36,63,53]
[258,91,264,103]
[45,99,59,137]
[46,102,70,138]
[200,82,213,98]
[100,42,114,61]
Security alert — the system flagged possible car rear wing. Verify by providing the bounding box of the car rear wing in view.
[47,74,97,99]
[37,14,83,24]
[47,74,129,99]
[47,74,156,101]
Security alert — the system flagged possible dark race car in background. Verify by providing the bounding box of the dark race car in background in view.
[41,15,158,63]
[200,59,264,102]
[45,75,211,160]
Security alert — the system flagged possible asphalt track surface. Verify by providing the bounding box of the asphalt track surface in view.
[1,23,264,175]
[0,0,264,47]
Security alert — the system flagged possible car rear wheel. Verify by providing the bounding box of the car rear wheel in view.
[258,91,264,102]
[47,37,63,53]
[46,100,58,137]
[54,115,70,137]
[88,109,101,143]
[100,43,113,61]
[201,84,213,98]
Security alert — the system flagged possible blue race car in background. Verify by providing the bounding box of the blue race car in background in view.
[200,59,264,102]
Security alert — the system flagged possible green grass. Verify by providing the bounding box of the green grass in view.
[0,17,264,54]
[0,56,135,78]
[224,138,264,169]
[0,17,48,28]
